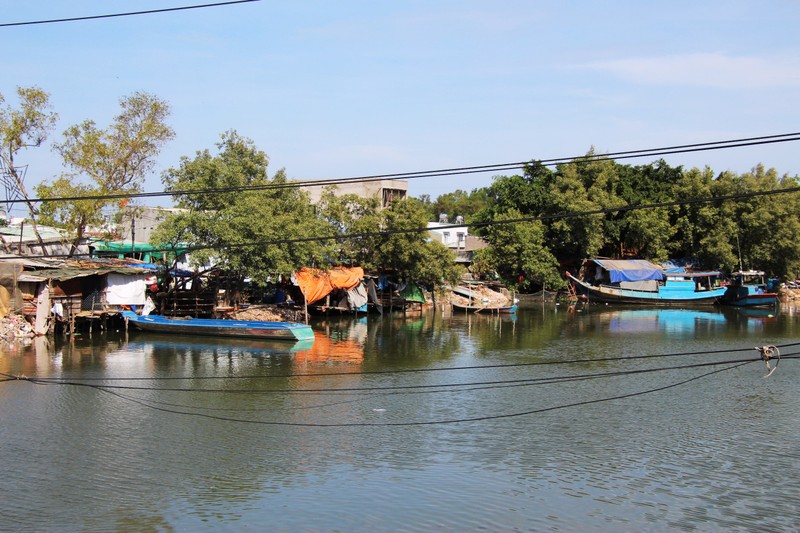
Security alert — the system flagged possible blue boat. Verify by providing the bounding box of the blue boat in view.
[568,259,727,306]
[122,311,315,341]
[719,270,779,307]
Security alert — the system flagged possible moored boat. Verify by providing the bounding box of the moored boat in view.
[719,270,779,307]
[451,302,518,313]
[122,311,315,341]
[568,259,727,306]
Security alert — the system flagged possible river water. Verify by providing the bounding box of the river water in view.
[1,304,799,532]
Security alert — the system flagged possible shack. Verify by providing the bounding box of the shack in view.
[15,258,153,335]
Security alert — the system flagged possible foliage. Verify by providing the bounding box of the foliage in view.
[0,86,58,250]
[37,91,174,255]
[154,131,327,284]
[315,188,382,268]
[472,208,565,291]
[420,188,489,223]
[375,197,463,287]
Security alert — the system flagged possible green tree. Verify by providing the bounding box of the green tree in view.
[375,197,462,288]
[154,131,327,284]
[37,91,173,255]
[0,86,58,252]
[472,208,564,291]
[427,188,489,223]
[734,165,800,278]
[315,187,382,267]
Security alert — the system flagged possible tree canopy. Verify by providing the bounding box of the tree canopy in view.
[36,91,174,255]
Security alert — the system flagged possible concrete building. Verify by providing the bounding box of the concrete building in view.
[301,179,408,208]
[427,215,488,265]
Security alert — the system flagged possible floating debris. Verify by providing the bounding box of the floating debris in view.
[0,314,36,341]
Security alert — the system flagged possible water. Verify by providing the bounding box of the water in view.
[1,305,799,532]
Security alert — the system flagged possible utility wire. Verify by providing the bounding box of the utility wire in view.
[77,360,757,426]
[16,354,794,394]
[0,1,261,28]
[3,183,798,261]
[72,354,795,413]
[6,132,800,205]
[16,342,792,382]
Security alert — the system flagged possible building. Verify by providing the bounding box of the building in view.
[427,215,488,265]
[301,179,408,208]
[0,223,90,257]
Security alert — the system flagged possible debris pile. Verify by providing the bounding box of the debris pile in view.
[229,305,306,323]
[0,314,35,340]
[449,285,511,308]
[779,284,800,301]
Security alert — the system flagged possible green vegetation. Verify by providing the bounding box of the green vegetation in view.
[4,86,800,293]
[457,154,800,289]
[153,131,461,290]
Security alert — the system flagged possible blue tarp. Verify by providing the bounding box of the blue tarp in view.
[594,259,664,283]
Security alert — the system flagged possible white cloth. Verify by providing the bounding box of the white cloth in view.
[105,273,147,305]
[346,282,369,309]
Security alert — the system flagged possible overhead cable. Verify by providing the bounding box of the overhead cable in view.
[3,184,798,261]
[45,361,758,426]
[0,0,261,28]
[4,132,800,205]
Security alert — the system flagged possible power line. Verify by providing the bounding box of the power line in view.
[15,342,786,382]
[0,1,261,28]
[34,360,759,426]
[15,353,795,394]
[5,132,800,205]
[3,183,798,261]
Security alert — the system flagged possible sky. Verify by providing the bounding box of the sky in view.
[1,0,799,216]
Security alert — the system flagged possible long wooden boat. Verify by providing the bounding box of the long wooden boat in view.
[568,259,727,306]
[719,271,779,307]
[451,303,518,313]
[122,311,315,341]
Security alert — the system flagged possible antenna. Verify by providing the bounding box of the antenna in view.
[0,159,26,216]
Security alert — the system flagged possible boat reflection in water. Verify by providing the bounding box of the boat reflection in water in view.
[579,305,778,336]
[126,331,316,358]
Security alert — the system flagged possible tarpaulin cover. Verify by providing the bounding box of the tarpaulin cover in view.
[400,282,427,303]
[594,259,664,283]
[294,267,364,304]
[105,273,147,305]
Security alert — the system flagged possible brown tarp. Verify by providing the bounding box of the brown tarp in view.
[294,267,364,305]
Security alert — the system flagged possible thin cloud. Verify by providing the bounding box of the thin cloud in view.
[585,52,800,89]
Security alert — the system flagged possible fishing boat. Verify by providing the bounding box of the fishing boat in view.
[451,302,518,314]
[122,311,315,341]
[719,270,779,307]
[568,259,727,306]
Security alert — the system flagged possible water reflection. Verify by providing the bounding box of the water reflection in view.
[2,307,799,531]
[567,304,780,337]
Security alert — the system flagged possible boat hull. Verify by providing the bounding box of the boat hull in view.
[122,311,315,341]
[451,303,517,313]
[568,273,725,306]
[719,289,779,307]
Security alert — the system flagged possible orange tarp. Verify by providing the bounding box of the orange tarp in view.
[294,266,364,304]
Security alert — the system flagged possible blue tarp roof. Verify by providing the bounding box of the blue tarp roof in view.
[593,259,664,283]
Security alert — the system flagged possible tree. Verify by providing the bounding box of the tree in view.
[315,188,382,268]
[0,86,58,252]
[154,131,328,284]
[36,91,174,255]
[427,188,489,223]
[374,197,462,288]
[472,208,564,291]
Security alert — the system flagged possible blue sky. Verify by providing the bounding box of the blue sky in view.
[2,1,799,215]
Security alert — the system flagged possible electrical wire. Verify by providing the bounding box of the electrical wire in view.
[14,342,792,382]
[14,352,795,394]
[3,183,798,261]
[71,354,794,413]
[71,360,758,426]
[0,1,261,28]
[6,132,800,205]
